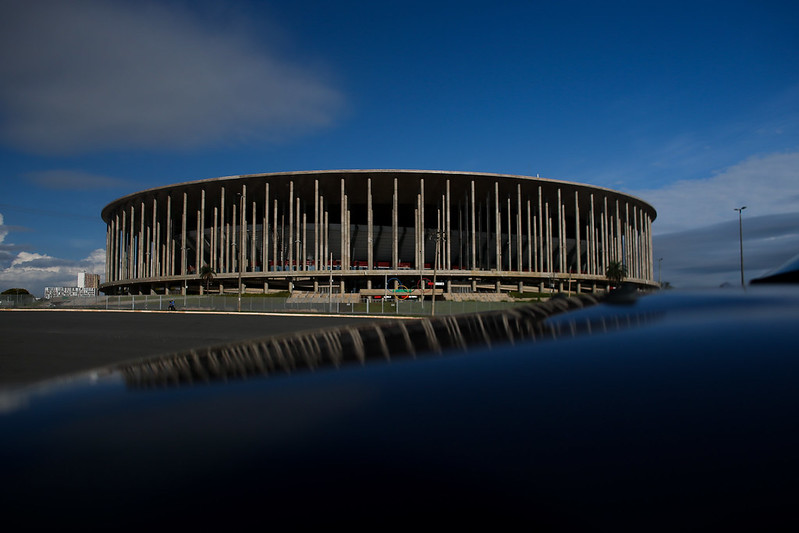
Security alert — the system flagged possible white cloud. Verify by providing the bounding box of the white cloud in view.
[653,213,799,288]
[630,151,799,234]
[25,170,130,190]
[630,151,799,287]
[0,238,105,297]
[0,0,342,154]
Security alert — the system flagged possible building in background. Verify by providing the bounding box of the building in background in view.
[45,272,101,299]
[78,272,101,289]
[100,170,657,296]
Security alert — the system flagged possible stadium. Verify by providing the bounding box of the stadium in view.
[100,169,657,297]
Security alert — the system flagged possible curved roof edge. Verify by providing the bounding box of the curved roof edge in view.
[101,169,657,222]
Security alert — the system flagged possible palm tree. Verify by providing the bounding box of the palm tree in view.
[199,265,215,293]
[605,261,628,287]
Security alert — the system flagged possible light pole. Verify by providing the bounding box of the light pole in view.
[428,228,446,316]
[734,206,746,287]
[658,257,663,288]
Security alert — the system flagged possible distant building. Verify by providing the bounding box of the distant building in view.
[44,273,101,299]
[44,286,97,299]
[78,272,101,289]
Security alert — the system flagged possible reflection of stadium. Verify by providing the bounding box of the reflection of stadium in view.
[100,170,657,296]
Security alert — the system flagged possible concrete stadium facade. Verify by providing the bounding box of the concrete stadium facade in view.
[100,169,657,297]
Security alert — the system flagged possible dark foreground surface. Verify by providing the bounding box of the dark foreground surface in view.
[0,310,367,387]
[2,288,798,530]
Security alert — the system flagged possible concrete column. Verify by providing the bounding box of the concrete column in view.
[340,179,345,271]
[103,219,112,285]
[543,201,550,273]
[199,189,205,270]
[241,185,248,272]
[637,207,643,279]
[112,214,118,282]
[119,212,124,280]
[295,196,301,271]
[219,187,225,273]
[313,180,319,271]
[155,213,161,279]
[446,179,451,270]
[346,208,351,270]
[231,202,237,272]
[120,207,130,279]
[589,194,596,275]
[251,200,257,272]
[156,219,162,278]
[367,177,373,270]
[320,196,325,270]
[615,199,622,264]
[642,212,648,280]
[324,209,329,271]
[288,181,294,272]
[602,196,609,272]
[344,193,350,271]
[195,208,200,276]
[562,208,567,274]
[121,206,127,280]
[138,201,145,279]
[212,207,218,272]
[627,204,632,273]
[302,211,307,272]
[420,178,425,265]
[128,206,135,279]
[181,192,187,276]
[575,191,581,275]
[413,198,424,270]
[268,183,269,272]
[530,203,537,273]
[646,213,651,280]
[507,196,512,271]
[105,221,111,283]
[495,181,501,272]
[527,198,532,272]
[470,180,476,270]
[556,188,563,274]
[516,184,522,272]
[392,178,398,269]
[165,194,172,276]
[150,198,157,277]
[532,215,538,274]
[272,198,278,272]
[648,214,654,280]
[537,187,544,272]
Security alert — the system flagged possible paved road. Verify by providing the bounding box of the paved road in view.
[0,309,372,387]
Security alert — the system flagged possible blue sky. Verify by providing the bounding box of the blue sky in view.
[1,0,798,295]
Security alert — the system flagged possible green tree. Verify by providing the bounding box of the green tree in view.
[199,265,215,293]
[605,261,628,286]
[1,288,30,295]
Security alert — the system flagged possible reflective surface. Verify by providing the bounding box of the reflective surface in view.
[2,287,798,530]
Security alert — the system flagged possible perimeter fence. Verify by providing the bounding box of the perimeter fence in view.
[2,294,537,317]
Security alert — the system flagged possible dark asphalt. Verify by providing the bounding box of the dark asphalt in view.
[0,309,371,387]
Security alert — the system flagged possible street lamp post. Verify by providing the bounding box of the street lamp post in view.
[428,228,446,317]
[658,257,663,288]
[734,206,747,287]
